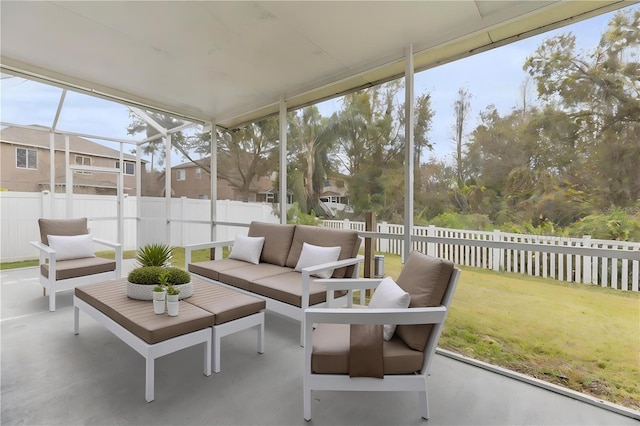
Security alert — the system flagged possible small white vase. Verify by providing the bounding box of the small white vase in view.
[167,301,180,316]
[153,290,166,301]
[153,299,165,314]
[167,293,179,303]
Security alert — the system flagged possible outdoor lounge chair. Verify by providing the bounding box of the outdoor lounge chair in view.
[30,217,122,311]
[303,250,460,421]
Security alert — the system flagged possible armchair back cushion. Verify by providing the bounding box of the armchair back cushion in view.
[285,225,360,278]
[395,251,454,351]
[39,217,88,245]
[248,221,296,266]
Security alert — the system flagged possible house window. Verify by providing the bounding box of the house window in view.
[195,168,203,179]
[266,193,275,203]
[176,169,186,181]
[16,148,37,169]
[74,155,92,174]
[116,161,135,175]
[198,194,208,200]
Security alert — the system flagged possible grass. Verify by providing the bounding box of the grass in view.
[3,248,638,409]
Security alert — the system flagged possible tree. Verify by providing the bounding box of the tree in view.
[452,87,472,190]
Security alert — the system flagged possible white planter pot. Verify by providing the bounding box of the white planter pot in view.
[167,293,179,303]
[153,299,165,314]
[127,281,193,301]
[167,301,180,317]
[152,291,166,301]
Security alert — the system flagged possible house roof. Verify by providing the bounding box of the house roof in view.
[0,1,630,129]
[0,125,137,161]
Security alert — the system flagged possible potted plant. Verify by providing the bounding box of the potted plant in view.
[126,245,192,300]
[166,284,181,316]
[152,284,166,314]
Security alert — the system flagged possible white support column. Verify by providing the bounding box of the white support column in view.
[208,122,218,244]
[118,143,125,244]
[65,135,72,218]
[165,133,172,245]
[49,132,55,217]
[403,45,415,263]
[279,96,288,224]
[136,142,142,250]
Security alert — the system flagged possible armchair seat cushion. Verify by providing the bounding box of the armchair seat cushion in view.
[41,257,116,280]
[311,323,424,375]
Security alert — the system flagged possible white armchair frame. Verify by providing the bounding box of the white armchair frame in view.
[30,237,122,311]
[303,268,461,421]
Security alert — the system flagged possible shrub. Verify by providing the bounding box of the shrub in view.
[127,266,190,285]
[136,243,173,267]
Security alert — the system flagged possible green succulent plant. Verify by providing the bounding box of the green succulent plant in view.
[136,243,173,267]
[166,284,181,296]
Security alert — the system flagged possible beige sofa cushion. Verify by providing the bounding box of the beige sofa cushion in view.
[39,217,88,245]
[311,323,424,374]
[285,225,360,278]
[188,258,250,282]
[218,263,293,293]
[394,251,454,351]
[41,257,116,280]
[248,221,295,266]
[251,271,330,307]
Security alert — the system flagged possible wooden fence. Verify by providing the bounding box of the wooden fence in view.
[322,219,640,292]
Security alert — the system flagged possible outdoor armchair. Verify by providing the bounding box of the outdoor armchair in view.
[303,250,460,421]
[30,217,122,311]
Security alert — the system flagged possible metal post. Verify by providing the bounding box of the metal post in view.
[279,96,287,223]
[404,44,415,262]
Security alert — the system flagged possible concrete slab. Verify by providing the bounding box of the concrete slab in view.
[1,266,638,425]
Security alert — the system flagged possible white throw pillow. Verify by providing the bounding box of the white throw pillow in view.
[294,242,342,279]
[228,235,265,265]
[47,234,96,261]
[368,276,411,340]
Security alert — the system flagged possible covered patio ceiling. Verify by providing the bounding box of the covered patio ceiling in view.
[0,1,632,129]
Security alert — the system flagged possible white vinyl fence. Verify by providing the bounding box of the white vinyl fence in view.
[0,191,278,262]
[323,219,640,292]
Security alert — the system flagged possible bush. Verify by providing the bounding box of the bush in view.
[127,266,190,285]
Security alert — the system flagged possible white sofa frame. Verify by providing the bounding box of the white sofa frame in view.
[303,268,461,421]
[185,239,364,346]
[30,237,123,311]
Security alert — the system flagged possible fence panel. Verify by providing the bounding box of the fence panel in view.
[322,220,640,292]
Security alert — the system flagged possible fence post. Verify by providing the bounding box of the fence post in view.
[427,225,435,256]
[41,190,52,218]
[379,221,389,253]
[492,229,501,272]
[343,218,350,230]
[582,235,592,284]
[364,212,376,279]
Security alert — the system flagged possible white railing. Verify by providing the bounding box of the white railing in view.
[322,219,640,292]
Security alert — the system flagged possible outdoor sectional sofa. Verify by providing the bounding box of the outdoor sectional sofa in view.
[185,221,363,345]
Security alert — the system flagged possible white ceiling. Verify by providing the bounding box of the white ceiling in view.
[0,1,632,129]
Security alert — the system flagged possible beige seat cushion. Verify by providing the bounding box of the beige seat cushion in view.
[285,225,360,278]
[75,280,214,344]
[218,264,293,293]
[248,221,296,266]
[41,257,116,280]
[186,280,265,325]
[188,258,250,282]
[311,323,424,374]
[395,251,454,351]
[39,217,88,245]
[251,271,329,307]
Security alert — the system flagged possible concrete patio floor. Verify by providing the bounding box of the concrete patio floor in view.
[2,262,638,425]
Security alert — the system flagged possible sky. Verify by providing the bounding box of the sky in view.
[1,4,635,162]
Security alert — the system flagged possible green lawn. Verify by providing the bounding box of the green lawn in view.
[3,248,638,409]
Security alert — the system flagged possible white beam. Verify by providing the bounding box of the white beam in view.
[279,96,287,224]
[404,45,414,263]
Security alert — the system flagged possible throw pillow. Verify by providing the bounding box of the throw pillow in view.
[228,235,265,265]
[294,242,341,278]
[368,277,411,340]
[47,234,96,261]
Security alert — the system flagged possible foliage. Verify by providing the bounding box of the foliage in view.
[428,212,493,231]
[127,266,190,285]
[136,243,173,267]
[153,285,165,292]
[166,284,181,296]
[287,202,319,225]
[565,207,640,240]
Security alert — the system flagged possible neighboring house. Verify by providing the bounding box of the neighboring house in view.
[171,156,279,202]
[319,175,350,205]
[0,125,144,195]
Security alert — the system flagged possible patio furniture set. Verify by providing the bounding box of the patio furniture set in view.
[31,218,460,420]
